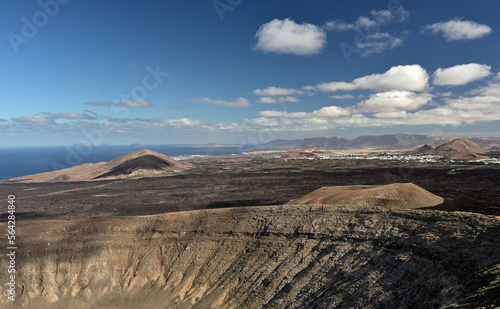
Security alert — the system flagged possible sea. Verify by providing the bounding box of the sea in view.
[0,144,262,180]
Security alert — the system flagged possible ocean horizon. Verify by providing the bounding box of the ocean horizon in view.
[0,144,261,180]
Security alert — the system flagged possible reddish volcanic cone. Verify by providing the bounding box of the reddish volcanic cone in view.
[429,138,488,156]
[287,183,444,209]
[5,149,193,183]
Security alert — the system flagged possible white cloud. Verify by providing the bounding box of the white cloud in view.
[311,64,428,92]
[188,97,251,107]
[325,8,409,32]
[12,115,54,126]
[424,19,492,41]
[371,8,409,24]
[433,63,491,86]
[243,80,500,131]
[313,106,352,117]
[438,92,453,97]
[161,118,204,128]
[302,85,317,91]
[253,86,303,96]
[353,64,428,91]
[250,81,500,130]
[356,32,405,56]
[314,81,358,92]
[7,62,500,136]
[0,119,13,127]
[258,110,309,118]
[257,97,280,104]
[243,117,296,129]
[475,82,500,97]
[324,20,354,31]
[120,99,153,108]
[254,18,326,56]
[329,94,354,99]
[408,91,500,125]
[259,105,351,119]
[356,91,434,113]
[373,111,408,119]
[324,8,408,55]
[257,96,300,104]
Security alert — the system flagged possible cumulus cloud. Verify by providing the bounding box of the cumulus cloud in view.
[85,99,153,108]
[253,86,303,96]
[187,97,251,107]
[257,96,300,104]
[353,64,429,91]
[311,64,429,92]
[43,112,96,120]
[356,91,434,113]
[259,105,351,118]
[313,106,352,117]
[314,82,358,92]
[423,19,492,41]
[244,78,500,131]
[251,92,498,130]
[7,62,499,136]
[475,81,500,97]
[433,63,491,86]
[407,92,500,125]
[254,18,326,56]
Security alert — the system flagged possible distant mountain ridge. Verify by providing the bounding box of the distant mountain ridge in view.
[265,133,500,150]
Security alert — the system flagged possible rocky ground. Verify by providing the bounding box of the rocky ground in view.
[1,205,499,308]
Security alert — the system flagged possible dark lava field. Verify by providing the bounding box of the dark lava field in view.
[1,158,499,221]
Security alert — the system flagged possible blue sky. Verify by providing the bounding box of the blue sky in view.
[1,0,499,146]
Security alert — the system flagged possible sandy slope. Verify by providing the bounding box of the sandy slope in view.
[287,183,444,209]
